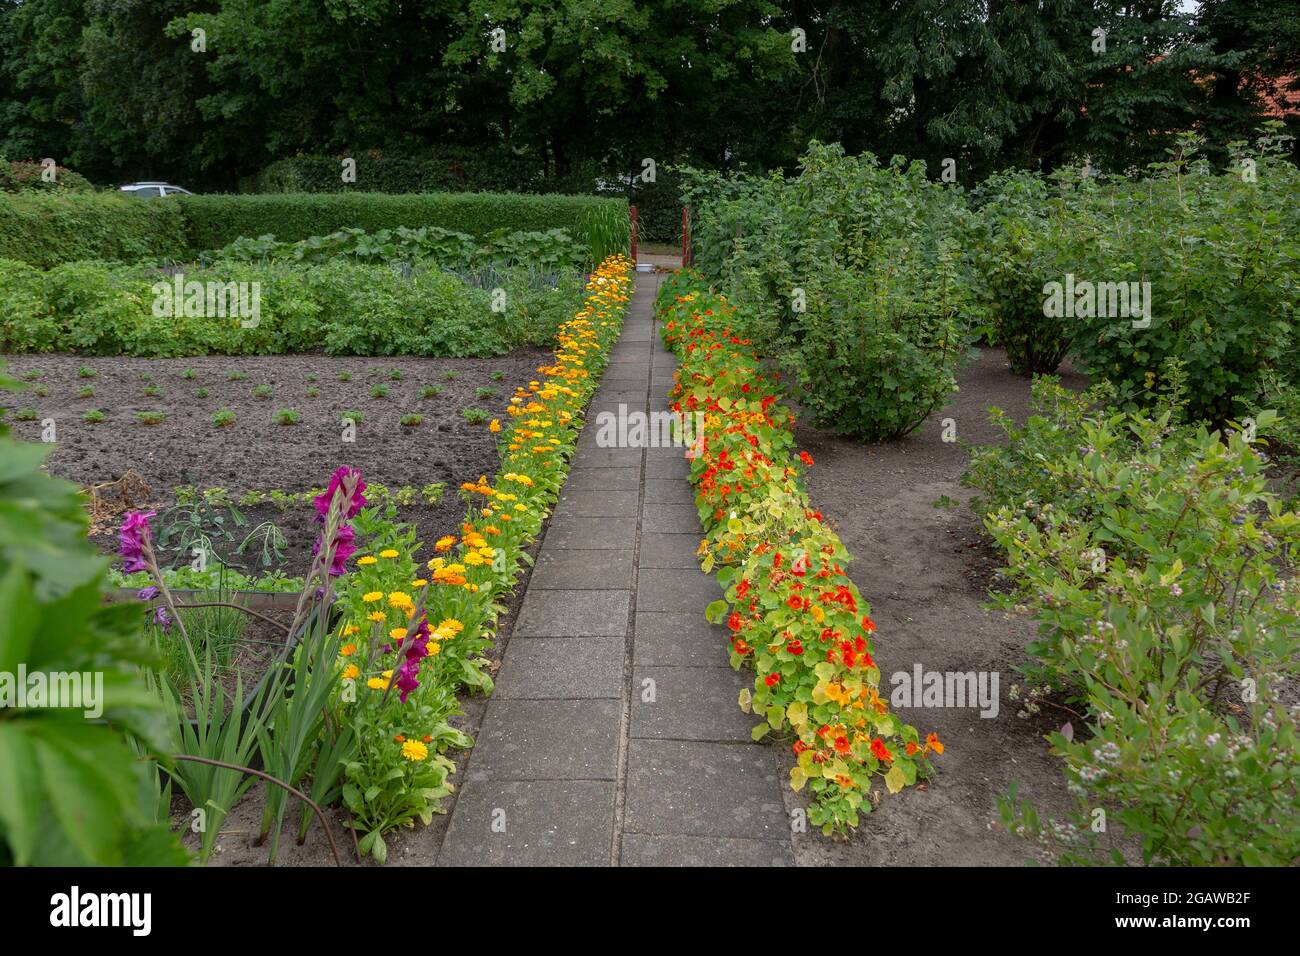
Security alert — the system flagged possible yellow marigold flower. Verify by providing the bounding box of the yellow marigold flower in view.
[366,677,387,690]
[387,591,413,608]
[362,591,383,603]
[435,535,456,552]
[464,551,486,566]
[357,555,377,566]
[367,611,387,622]
[489,419,501,433]
[427,557,445,571]
[401,740,429,762]
[438,618,464,634]
[411,579,427,588]
[514,504,527,512]
[428,642,442,655]
[340,643,357,657]
[390,627,409,641]
[342,664,359,681]
[379,549,399,559]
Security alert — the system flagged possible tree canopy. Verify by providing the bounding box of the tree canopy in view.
[0,0,1295,188]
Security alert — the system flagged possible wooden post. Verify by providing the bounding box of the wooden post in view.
[630,204,638,264]
[681,205,691,268]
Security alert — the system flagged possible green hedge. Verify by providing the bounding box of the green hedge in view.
[178,192,629,261]
[0,190,630,269]
[0,193,189,268]
[248,151,544,195]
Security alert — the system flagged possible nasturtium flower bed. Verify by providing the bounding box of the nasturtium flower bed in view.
[657,269,942,834]
[327,254,632,860]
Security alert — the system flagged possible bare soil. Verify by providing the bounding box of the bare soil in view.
[3,350,550,574]
[787,347,1091,866]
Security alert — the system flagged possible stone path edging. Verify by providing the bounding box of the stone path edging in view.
[437,272,795,866]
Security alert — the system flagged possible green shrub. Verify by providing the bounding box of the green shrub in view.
[964,171,1074,374]
[0,193,188,268]
[967,377,1300,865]
[683,145,974,441]
[0,259,58,350]
[1042,131,1300,424]
[0,257,584,358]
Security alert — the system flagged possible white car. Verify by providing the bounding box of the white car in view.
[118,182,194,198]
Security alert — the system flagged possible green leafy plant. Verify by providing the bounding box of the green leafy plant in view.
[253,383,272,400]
[136,411,166,426]
[419,384,441,399]
[461,407,487,424]
[399,413,422,427]
[274,408,301,425]
[82,409,105,424]
[212,408,236,428]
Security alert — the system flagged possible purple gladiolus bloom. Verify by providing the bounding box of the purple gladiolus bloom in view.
[314,467,366,523]
[396,618,432,702]
[118,510,156,573]
[313,523,357,577]
[153,605,172,632]
[137,585,160,601]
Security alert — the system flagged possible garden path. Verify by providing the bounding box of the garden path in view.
[437,272,795,866]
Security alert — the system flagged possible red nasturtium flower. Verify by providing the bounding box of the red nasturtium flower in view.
[871,738,893,763]
[799,451,814,466]
[834,736,851,754]
[727,612,743,632]
[764,673,780,687]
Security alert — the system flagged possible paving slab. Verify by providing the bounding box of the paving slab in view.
[633,611,730,667]
[644,456,691,479]
[495,637,624,699]
[439,780,614,867]
[561,467,641,491]
[635,567,720,613]
[637,532,703,569]
[642,503,704,534]
[644,477,695,505]
[544,514,638,549]
[529,548,635,590]
[553,487,640,517]
[470,699,621,781]
[623,738,790,840]
[570,447,643,470]
[621,833,794,867]
[630,666,756,741]
[515,588,631,637]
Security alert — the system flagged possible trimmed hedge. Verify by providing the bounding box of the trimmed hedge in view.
[0,190,630,269]
[178,192,628,261]
[0,193,189,268]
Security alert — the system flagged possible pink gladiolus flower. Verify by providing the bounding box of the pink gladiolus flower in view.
[118,510,156,573]
[314,467,366,522]
[313,523,357,577]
